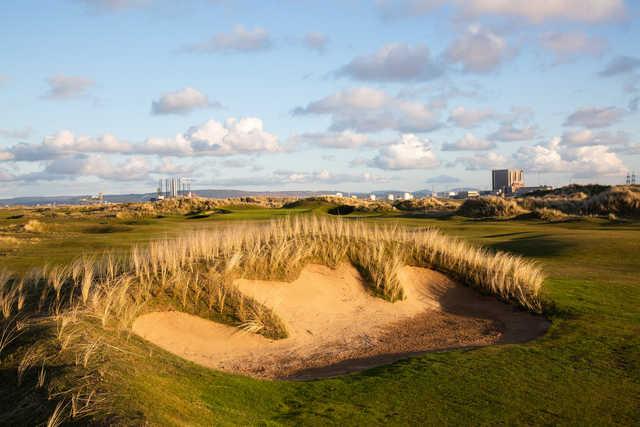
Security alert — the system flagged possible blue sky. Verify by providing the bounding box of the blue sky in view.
[1,0,639,197]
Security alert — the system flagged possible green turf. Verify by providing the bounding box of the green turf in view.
[1,209,639,425]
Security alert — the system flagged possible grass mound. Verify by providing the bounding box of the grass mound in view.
[394,197,459,211]
[519,185,640,218]
[457,196,527,218]
[526,184,610,198]
[529,208,571,222]
[582,185,640,217]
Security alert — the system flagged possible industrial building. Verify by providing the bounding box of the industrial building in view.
[156,177,192,200]
[492,169,524,195]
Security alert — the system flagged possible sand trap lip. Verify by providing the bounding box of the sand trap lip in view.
[132,263,549,380]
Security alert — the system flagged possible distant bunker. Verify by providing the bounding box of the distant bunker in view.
[133,263,549,380]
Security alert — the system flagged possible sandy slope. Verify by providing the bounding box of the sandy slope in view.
[133,264,549,379]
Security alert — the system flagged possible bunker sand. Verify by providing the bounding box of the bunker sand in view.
[133,264,549,379]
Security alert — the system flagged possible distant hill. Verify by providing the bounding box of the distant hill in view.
[0,188,448,206]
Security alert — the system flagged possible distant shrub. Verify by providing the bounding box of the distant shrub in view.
[520,185,640,218]
[23,219,46,233]
[393,197,459,211]
[531,208,570,222]
[457,196,527,218]
[582,186,640,217]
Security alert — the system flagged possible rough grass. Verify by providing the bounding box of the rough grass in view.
[0,210,638,425]
[394,197,460,211]
[23,220,47,233]
[0,216,547,424]
[530,208,571,222]
[457,196,528,218]
[519,185,640,218]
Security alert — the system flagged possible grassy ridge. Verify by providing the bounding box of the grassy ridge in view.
[0,209,639,425]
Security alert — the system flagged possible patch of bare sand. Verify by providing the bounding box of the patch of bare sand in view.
[132,263,549,379]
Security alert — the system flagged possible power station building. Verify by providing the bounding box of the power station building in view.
[492,169,524,195]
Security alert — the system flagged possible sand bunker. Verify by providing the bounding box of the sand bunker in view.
[133,264,549,379]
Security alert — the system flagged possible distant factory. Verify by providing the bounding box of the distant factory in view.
[492,169,524,195]
[154,177,193,200]
[432,169,551,200]
[491,169,552,196]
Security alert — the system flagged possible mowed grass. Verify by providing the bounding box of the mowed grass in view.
[1,209,639,425]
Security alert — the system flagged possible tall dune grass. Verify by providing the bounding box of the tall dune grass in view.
[0,216,546,424]
[1,217,546,335]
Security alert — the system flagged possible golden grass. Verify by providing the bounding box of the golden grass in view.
[531,208,570,222]
[0,216,546,424]
[23,219,47,233]
[1,217,546,333]
[519,185,640,218]
[458,196,528,218]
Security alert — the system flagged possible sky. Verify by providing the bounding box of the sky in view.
[0,0,639,197]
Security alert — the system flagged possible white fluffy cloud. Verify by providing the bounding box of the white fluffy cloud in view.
[184,26,272,53]
[0,118,279,162]
[370,134,439,170]
[151,87,219,115]
[0,131,130,161]
[514,137,627,177]
[337,43,442,82]
[540,32,607,63]
[378,0,625,23]
[442,133,495,151]
[43,75,94,99]
[448,106,494,128]
[561,129,631,146]
[290,131,369,149]
[293,87,441,133]
[179,117,279,156]
[454,151,508,170]
[488,123,536,141]
[25,155,151,182]
[445,25,511,73]
[461,0,625,23]
[564,106,626,128]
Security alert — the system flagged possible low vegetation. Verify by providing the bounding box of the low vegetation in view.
[457,196,527,218]
[0,216,546,424]
[519,185,640,218]
[393,197,460,211]
[529,208,571,222]
[0,205,638,425]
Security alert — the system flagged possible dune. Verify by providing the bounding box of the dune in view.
[132,263,549,379]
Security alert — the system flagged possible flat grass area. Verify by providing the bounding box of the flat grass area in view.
[1,208,639,425]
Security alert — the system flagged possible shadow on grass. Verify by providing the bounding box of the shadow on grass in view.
[487,234,574,258]
[482,231,532,239]
[0,365,64,425]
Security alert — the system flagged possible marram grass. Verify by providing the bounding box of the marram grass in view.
[0,216,545,425]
